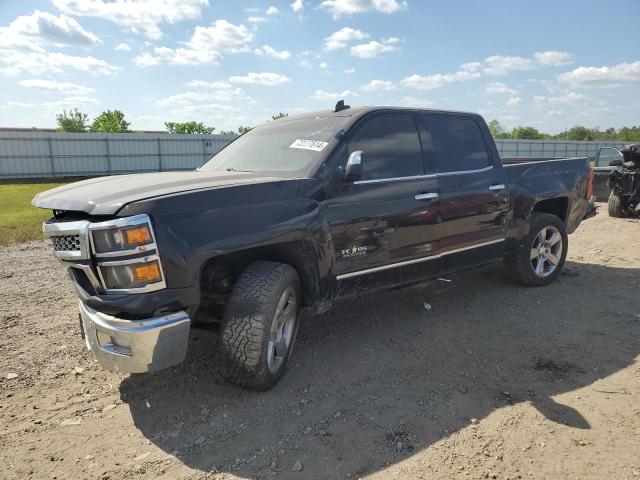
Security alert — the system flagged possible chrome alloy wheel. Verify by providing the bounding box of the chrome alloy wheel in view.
[530,225,563,278]
[266,287,297,374]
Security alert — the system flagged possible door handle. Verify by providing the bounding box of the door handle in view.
[415,192,439,201]
[489,184,506,191]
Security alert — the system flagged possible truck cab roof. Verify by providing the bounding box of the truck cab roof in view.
[283,105,484,125]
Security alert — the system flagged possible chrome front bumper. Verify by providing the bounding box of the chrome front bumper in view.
[79,301,190,373]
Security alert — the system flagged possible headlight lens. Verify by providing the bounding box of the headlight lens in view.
[92,224,153,254]
[100,259,163,290]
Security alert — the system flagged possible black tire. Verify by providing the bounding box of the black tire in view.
[505,212,568,287]
[220,261,301,390]
[608,192,624,218]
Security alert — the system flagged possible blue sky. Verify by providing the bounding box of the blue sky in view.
[0,0,638,133]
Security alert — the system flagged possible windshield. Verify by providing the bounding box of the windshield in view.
[199,116,350,176]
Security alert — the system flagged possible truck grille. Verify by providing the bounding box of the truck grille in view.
[51,234,82,252]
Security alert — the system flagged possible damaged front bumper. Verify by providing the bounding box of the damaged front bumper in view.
[79,301,190,373]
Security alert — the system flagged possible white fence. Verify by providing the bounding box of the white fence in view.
[0,131,236,179]
[0,131,629,180]
[494,139,627,163]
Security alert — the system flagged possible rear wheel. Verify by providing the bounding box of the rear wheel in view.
[608,192,624,218]
[506,212,568,286]
[220,261,301,390]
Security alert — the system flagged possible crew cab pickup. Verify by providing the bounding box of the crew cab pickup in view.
[33,105,597,390]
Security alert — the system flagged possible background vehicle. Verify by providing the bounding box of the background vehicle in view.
[600,144,640,217]
[32,104,597,390]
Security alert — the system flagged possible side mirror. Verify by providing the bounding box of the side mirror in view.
[345,150,363,180]
[608,159,623,167]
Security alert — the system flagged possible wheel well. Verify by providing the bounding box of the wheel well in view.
[532,197,568,223]
[196,242,319,323]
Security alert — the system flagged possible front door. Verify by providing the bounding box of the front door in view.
[325,113,442,293]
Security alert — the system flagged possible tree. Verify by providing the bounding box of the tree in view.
[56,108,89,132]
[618,126,640,142]
[219,130,237,135]
[271,112,288,120]
[487,119,506,137]
[563,126,597,141]
[238,126,252,134]
[511,126,545,140]
[90,109,130,133]
[165,121,215,134]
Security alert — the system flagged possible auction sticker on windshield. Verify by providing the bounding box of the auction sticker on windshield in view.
[289,139,329,152]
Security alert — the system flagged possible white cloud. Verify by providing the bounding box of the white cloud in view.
[266,6,279,15]
[1,51,119,76]
[483,55,535,75]
[18,78,94,95]
[254,44,292,59]
[228,72,291,86]
[350,37,399,58]
[52,0,208,39]
[247,16,267,23]
[115,42,130,51]
[186,80,232,89]
[45,95,101,108]
[344,67,355,74]
[362,79,396,92]
[547,110,564,117]
[485,82,521,106]
[534,51,574,66]
[320,0,407,19]
[319,61,329,69]
[133,20,254,66]
[533,91,587,105]
[6,95,102,111]
[324,27,369,51]
[313,89,357,101]
[557,61,640,87]
[157,87,254,109]
[0,10,102,51]
[398,96,433,108]
[290,0,304,13]
[460,62,482,72]
[401,70,480,90]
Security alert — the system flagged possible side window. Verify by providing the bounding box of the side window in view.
[349,115,423,181]
[422,116,490,172]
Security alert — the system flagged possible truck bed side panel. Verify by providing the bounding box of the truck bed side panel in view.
[504,157,591,243]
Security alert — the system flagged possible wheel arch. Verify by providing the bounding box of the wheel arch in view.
[198,241,321,321]
[531,196,569,224]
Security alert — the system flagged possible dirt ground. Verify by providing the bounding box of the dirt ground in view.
[1,207,639,480]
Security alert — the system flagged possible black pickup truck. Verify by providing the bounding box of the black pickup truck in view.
[33,105,596,390]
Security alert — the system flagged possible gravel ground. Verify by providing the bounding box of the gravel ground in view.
[1,207,639,480]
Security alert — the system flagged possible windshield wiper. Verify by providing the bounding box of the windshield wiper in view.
[226,167,255,173]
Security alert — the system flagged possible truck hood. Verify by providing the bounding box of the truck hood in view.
[32,171,285,215]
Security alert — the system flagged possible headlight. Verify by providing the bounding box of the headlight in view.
[92,223,154,254]
[88,215,166,294]
[99,258,163,291]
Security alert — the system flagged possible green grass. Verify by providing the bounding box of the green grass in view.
[0,181,68,246]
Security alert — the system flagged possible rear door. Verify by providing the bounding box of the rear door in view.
[420,114,508,264]
[326,113,442,283]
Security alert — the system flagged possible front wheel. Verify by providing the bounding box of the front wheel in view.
[505,212,568,286]
[220,261,301,390]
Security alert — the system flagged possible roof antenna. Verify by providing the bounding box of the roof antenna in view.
[334,99,350,112]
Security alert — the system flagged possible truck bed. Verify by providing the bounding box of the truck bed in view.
[503,156,592,235]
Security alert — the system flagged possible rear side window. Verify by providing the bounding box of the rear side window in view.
[422,115,490,172]
[349,115,423,181]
